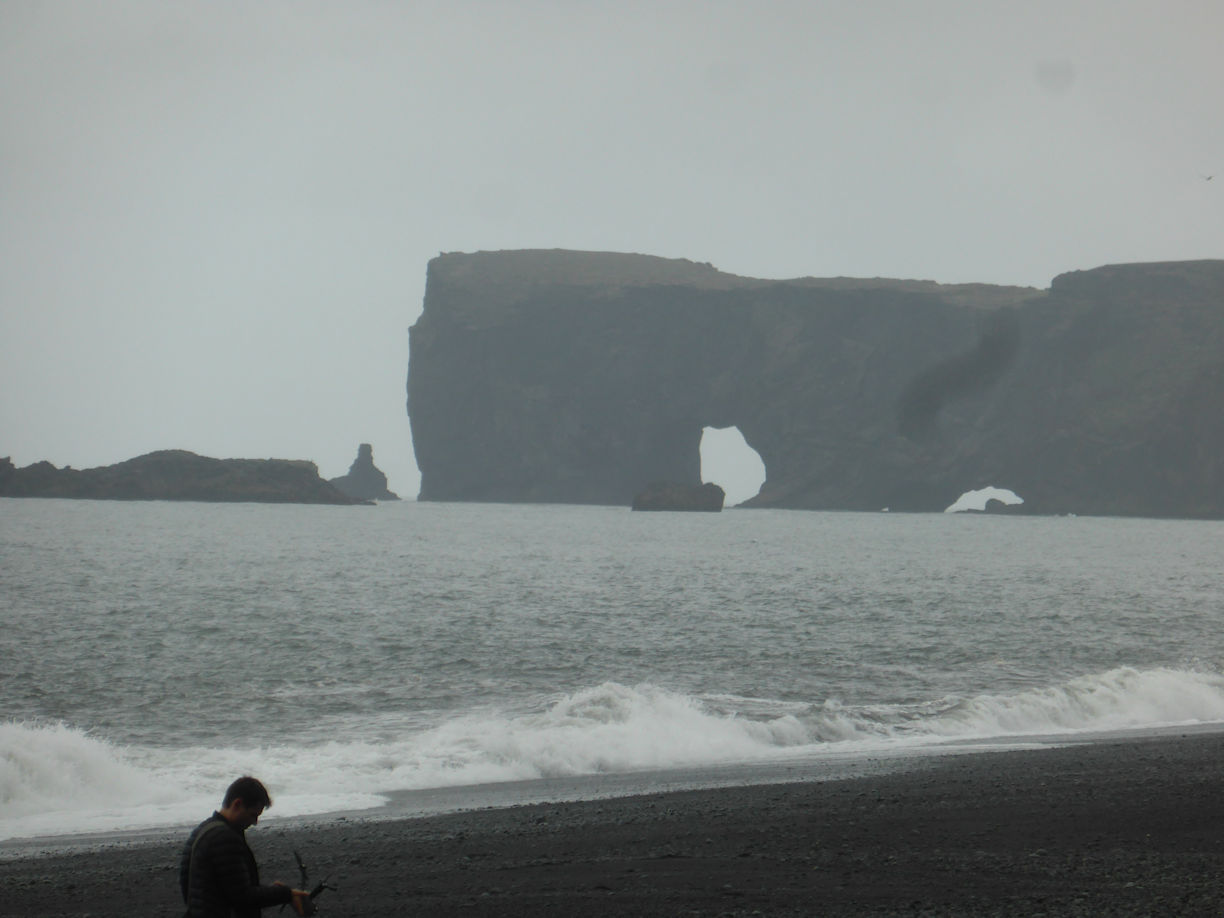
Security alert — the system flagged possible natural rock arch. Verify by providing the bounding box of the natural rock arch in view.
[409,251,1224,518]
[700,426,766,506]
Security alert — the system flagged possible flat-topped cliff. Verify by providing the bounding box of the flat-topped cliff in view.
[407,250,1224,518]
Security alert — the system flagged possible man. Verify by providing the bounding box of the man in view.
[180,776,311,918]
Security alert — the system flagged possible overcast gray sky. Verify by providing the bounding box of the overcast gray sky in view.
[2,0,1220,500]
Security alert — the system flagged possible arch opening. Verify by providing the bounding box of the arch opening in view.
[944,486,1024,513]
[700,426,766,507]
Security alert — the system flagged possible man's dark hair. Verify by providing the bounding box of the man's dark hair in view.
[223,776,273,810]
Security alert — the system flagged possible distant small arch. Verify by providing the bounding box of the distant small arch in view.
[700,426,766,507]
[945,486,1024,513]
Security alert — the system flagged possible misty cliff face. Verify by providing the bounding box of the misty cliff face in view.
[407,250,1224,518]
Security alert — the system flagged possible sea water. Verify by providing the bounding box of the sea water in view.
[2,497,1222,842]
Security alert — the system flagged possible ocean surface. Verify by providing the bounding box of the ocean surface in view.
[3,497,1223,842]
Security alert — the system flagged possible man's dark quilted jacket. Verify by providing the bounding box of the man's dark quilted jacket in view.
[179,813,293,918]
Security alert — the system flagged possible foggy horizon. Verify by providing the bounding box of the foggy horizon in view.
[3,1,1221,501]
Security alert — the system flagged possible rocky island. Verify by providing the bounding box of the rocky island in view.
[632,481,725,512]
[408,250,1224,518]
[0,450,368,505]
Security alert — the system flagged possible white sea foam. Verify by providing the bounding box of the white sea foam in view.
[5,667,1224,841]
[0,721,385,841]
[923,666,1224,737]
[0,720,189,840]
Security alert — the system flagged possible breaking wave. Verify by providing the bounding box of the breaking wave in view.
[4,666,1223,841]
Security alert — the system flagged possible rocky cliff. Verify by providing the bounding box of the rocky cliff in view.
[407,250,1224,518]
[0,450,368,505]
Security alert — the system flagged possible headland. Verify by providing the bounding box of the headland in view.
[409,251,1224,518]
[0,450,368,505]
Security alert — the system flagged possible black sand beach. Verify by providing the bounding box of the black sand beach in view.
[4,732,1223,917]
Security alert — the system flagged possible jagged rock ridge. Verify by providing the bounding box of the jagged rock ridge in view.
[407,250,1224,518]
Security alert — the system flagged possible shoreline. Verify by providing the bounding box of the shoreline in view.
[4,730,1224,916]
[0,738,958,858]
[6,722,1218,856]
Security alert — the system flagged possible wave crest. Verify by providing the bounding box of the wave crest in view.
[5,667,1223,840]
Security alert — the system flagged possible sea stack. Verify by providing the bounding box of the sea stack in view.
[329,443,400,501]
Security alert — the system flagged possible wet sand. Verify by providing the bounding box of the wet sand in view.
[4,732,1223,917]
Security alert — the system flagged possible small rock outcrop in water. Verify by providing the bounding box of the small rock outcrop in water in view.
[329,443,399,501]
[0,451,368,504]
[632,481,725,512]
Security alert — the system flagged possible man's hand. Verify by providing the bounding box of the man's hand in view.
[289,888,314,916]
[275,883,315,916]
